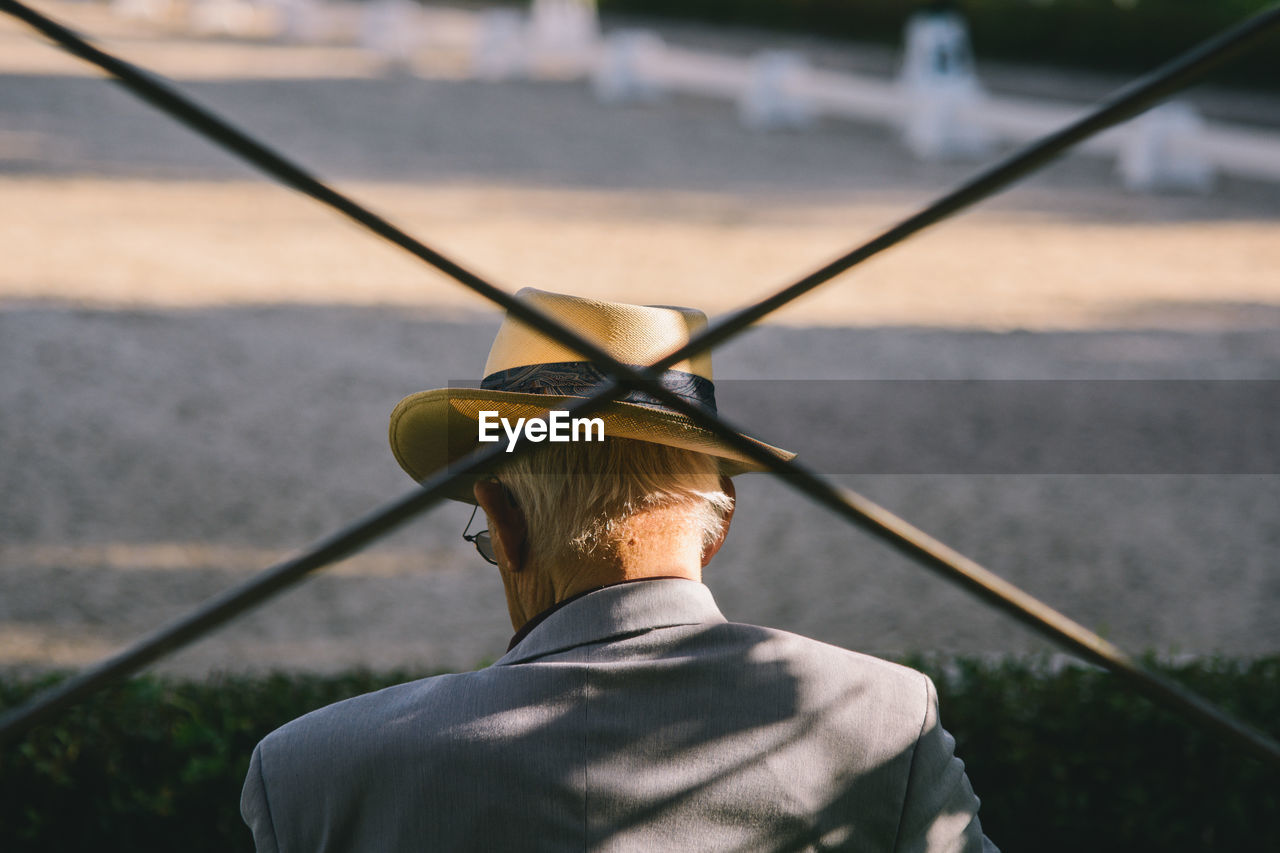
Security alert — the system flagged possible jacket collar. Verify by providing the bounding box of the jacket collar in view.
[495,578,726,665]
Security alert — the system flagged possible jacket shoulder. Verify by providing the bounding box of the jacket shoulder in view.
[255,671,463,768]
[717,621,931,698]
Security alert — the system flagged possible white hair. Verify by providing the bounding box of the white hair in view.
[496,437,733,565]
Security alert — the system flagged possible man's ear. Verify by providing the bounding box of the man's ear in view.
[701,475,736,568]
[473,479,529,573]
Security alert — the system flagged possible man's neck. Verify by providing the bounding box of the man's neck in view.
[555,559,701,602]
[506,512,704,632]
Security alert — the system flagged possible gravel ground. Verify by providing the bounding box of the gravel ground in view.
[1,2,1278,675]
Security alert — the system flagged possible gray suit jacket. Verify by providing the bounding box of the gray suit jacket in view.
[242,579,996,852]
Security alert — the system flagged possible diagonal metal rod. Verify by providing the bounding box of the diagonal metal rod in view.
[3,0,1279,767]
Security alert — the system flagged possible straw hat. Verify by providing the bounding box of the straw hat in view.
[389,288,795,503]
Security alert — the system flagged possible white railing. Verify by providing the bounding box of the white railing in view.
[105,0,1280,187]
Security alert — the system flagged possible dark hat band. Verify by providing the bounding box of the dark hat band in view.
[480,361,717,414]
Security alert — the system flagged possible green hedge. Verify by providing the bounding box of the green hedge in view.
[3,657,1278,851]
[919,655,1280,850]
[596,0,1280,89]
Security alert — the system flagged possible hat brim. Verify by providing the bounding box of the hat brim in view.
[389,388,796,504]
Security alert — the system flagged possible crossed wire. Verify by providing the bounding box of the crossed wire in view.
[2,0,1279,769]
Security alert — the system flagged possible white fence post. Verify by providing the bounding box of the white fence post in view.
[274,0,326,44]
[739,50,815,130]
[898,10,990,160]
[189,0,261,37]
[528,0,598,73]
[1118,101,1215,193]
[360,0,418,69]
[472,8,528,80]
[592,30,665,104]
[109,0,172,26]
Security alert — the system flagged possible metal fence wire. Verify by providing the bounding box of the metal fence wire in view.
[1,0,1279,770]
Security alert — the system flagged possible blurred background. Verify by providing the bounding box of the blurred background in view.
[2,0,1278,678]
